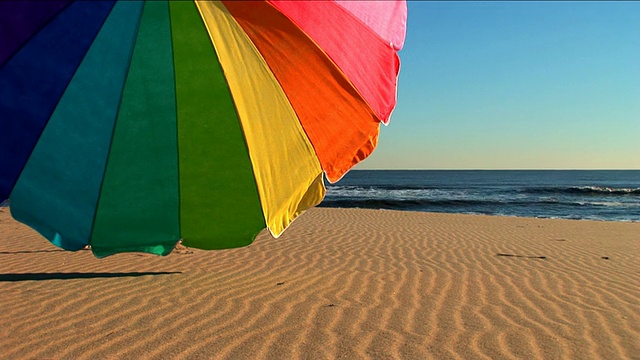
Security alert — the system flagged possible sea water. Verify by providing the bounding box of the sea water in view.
[320,170,640,222]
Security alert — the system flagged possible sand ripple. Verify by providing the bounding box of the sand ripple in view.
[0,207,639,359]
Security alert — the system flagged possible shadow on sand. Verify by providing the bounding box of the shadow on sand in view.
[0,272,181,282]
[0,249,73,254]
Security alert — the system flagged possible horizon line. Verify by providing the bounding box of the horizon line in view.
[352,168,640,171]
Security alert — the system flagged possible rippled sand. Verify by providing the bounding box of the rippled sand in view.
[0,207,638,359]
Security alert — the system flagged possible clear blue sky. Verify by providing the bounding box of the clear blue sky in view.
[358,1,640,170]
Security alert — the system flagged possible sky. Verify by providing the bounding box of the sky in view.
[357,1,640,170]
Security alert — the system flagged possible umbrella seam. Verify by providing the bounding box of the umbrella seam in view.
[167,1,183,244]
[268,0,383,123]
[243,1,382,183]
[0,1,73,68]
[195,1,271,233]
[269,0,403,124]
[331,0,406,51]
[4,1,117,203]
[89,2,145,248]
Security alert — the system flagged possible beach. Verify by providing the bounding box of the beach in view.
[0,206,638,359]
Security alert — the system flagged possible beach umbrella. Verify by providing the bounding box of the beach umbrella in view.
[0,0,406,257]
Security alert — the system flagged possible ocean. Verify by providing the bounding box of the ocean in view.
[319,170,640,222]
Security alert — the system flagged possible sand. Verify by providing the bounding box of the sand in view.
[0,206,638,359]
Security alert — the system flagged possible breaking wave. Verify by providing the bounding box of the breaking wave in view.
[523,186,640,196]
[318,198,606,210]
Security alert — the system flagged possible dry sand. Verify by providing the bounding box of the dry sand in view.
[0,206,638,359]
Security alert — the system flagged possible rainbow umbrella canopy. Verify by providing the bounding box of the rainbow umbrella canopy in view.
[0,0,407,257]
